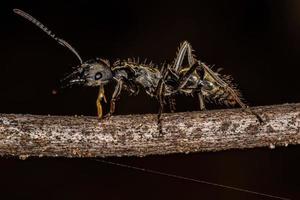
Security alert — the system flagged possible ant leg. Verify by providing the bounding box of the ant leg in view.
[172,41,202,90]
[155,64,168,134]
[155,46,195,132]
[96,85,107,119]
[197,92,206,111]
[104,80,123,119]
[157,81,165,135]
[174,41,196,71]
[177,62,200,89]
[199,62,264,123]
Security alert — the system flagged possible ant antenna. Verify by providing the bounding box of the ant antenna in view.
[13,9,83,64]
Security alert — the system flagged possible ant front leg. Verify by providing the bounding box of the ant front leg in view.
[96,85,107,119]
[104,80,123,119]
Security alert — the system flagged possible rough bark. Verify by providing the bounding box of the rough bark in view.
[0,103,299,159]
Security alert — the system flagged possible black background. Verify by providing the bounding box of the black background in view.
[1,0,300,199]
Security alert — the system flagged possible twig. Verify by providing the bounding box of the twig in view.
[0,103,299,159]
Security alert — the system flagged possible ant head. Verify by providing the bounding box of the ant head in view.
[81,58,113,86]
[63,58,113,87]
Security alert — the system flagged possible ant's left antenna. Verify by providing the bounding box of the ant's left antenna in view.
[13,9,83,64]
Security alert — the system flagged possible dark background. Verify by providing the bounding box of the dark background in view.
[1,0,300,199]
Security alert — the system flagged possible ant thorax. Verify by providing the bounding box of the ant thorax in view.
[112,59,162,97]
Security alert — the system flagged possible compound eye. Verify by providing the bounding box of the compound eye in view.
[94,72,102,80]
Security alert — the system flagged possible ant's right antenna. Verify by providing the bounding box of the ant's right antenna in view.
[13,9,83,64]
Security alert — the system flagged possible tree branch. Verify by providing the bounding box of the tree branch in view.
[0,103,299,159]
